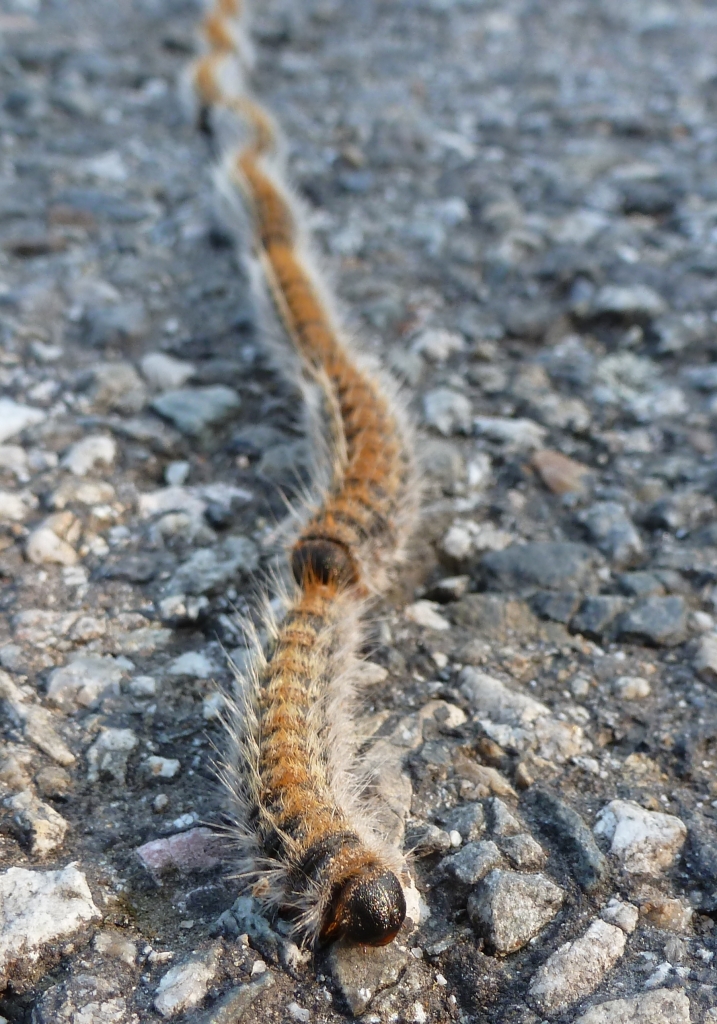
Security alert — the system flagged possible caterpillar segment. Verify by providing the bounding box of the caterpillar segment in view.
[194,0,418,947]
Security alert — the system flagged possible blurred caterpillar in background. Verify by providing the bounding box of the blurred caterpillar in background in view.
[190,0,419,947]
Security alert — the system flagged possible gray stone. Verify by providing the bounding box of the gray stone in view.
[152,386,241,436]
[531,789,608,893]
[167,535,259,596]
[473,416,547,450]
[531,590,581,624]
[86,361,147,415]
[423,387,472,435]
[46,654,127,709]
[404,821,452,856]
[141,352,195,390]
[578,502,643,567]
[83,299,148,347]
[692,633,717,684]
[467,869,564,953]
[571,596,629,639]
[487,797,522,837]
[572,989,690,1024]
[481,542,596,593]
[616,596,688,647]
[86,727,138,784]
[441,802,486,842]
[0,865,101,985]
[444,840,503,884]
[32,974,127,1024]
[327,936,409,1016]
[528,919,627,1015]
[500,833,546,869]
[618,571,664,598]
[192,974,274,1024]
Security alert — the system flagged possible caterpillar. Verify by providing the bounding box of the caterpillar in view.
[190,0,420,947]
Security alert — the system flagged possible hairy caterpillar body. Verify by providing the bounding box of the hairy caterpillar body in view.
[191,1,419,947]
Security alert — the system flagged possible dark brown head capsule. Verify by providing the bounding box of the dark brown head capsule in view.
[319,869,406,947]
[291,538,357,589]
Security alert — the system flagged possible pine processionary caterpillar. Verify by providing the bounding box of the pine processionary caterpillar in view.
[191,0,419,948]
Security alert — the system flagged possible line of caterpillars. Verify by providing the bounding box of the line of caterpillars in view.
[193,0,414,946]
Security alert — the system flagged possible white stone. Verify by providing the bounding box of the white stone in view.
[573,989,690,1024]
[693,633,717,684]
[154,947,220,1018]
[141,352,195,391]
[600,897,639,933]
[614,675,651,699]
[288,1002,310,1023]
[594,284,667,318]
[0,488,37,521]
[473,416,547,449]
[47,655,127,709]
[87,728,138,784]
[129,675,157,697]
[412,328,465,362]
[0,399,46,443]
[26,527,78,566]
[423,388,472,435]
[0,865,101,983]
[50,478,116,510]
[6,790,69,857]
[528,919,627,1014]
[61,435,116,476]
[0,444,29,481]
[165,460,190,486]
[145,756,180,779]
[166,651,217,678]
[405,600,451,631]
[202,691,225,721]
[594,800,687,875]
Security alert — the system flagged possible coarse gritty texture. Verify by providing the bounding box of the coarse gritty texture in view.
[0,0,716,1021]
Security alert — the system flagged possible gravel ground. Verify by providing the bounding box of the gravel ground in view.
[1,0,717,1021]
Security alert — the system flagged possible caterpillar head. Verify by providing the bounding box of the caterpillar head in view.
[319,869,406,947]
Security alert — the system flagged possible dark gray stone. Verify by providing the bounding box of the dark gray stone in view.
[617,572,665,598]
[441,801,486,842]
[531,788,608,893]
[616,596,689,647]
[444,840,503,885]
[570,596,630,639]
[481,542,596,593]
[531,590,581,623]
[578,502,644,567]
[193,974,274,1024]
[83,300,148,348]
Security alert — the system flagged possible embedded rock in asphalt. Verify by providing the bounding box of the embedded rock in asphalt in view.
[528,919,627,1014]
[616,596,689,647]
[327,936,410,1016]
[467,869,564,953]
[154,945,221,1018]
[594,800,687,875]
[152,386,241,436]
[577,501,644,567]
[481,542,597,593]
[0,865,101,985]
[572,989,691,1024]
